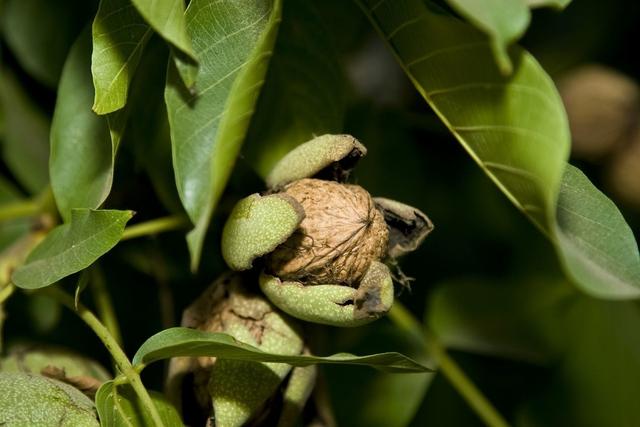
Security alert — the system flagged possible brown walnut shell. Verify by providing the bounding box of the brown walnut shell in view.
[267,178,388,286]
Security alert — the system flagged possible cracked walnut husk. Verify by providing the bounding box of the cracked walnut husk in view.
[221,134,433,327]
[166,273,312,427]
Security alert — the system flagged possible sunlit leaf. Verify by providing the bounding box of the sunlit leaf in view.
[444,0,530,74]
[51,29,122,221]
[358,0,568,230]
[244,0,347,177]
[130,0,195,61]
[442,0,573,73]
[12,209,133,290]
[132,327,431,373]
[95,380,182,427]
[0,69,49,194]
[165,0,283,270]
[358,0,640,299]
[91,0,153,114]
[130,0,198,88]
[525,0,572,8]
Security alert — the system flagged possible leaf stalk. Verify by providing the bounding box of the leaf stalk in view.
[0,200,40,221]
[121,215,189,241]
[45,287,165,427]
[389,303,511,427]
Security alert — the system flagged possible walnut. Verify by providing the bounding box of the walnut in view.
[268,179,388,286]
[221,134,433,326]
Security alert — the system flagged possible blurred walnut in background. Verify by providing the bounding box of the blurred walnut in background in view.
[558,65,640,161]
[607,129,640,210]
[558,64,640,209]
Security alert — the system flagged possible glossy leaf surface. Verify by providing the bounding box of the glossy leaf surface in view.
[51,30,114,221]
[133,327,431,373]
[95,381,182,427]
[358,0,640,299]
[130,0,195,61]
[244,0,347,178]
[165,0,283,269]
[12,209,133,289]
[91,0,153,114]
[444,0,529,74]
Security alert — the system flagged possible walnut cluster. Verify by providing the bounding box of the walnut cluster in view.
[267,178,389,286]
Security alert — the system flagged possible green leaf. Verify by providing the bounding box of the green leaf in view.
[95,380,183,427]
[0,0,95,87]
[132,327,431,373]
[244,0,347,178]
[442,0,572,74]
[165,0,283,270]
[91,0,153,114]
[358,0,640,299]
[358,0,568,233]
[0,69,50,194]
[326,314,434,427]
[11,209,133,290]
[525,0,571,8]
[130,0,198,89]
[130,0,196,62]
[554,165,640,299]
[0,372,99,426]
[51,29,120,221]
[444,0,530,75]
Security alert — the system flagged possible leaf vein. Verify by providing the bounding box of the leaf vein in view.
[406,41,489,68]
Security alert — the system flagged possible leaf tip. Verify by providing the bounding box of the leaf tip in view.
[91,99,123,116]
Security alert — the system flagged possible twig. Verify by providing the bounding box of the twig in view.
[388,303,511,427]
[91,268,123,346]
[44,287,165,427]
[121,215,189,241]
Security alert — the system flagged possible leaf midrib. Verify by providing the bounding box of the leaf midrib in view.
[18,217,127,277]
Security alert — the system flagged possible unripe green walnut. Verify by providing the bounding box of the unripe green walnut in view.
[268,178,388,286]
[166,274,311,427]
[0,372,99,426]
[221,134,433,327]
[0,345,111,398]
